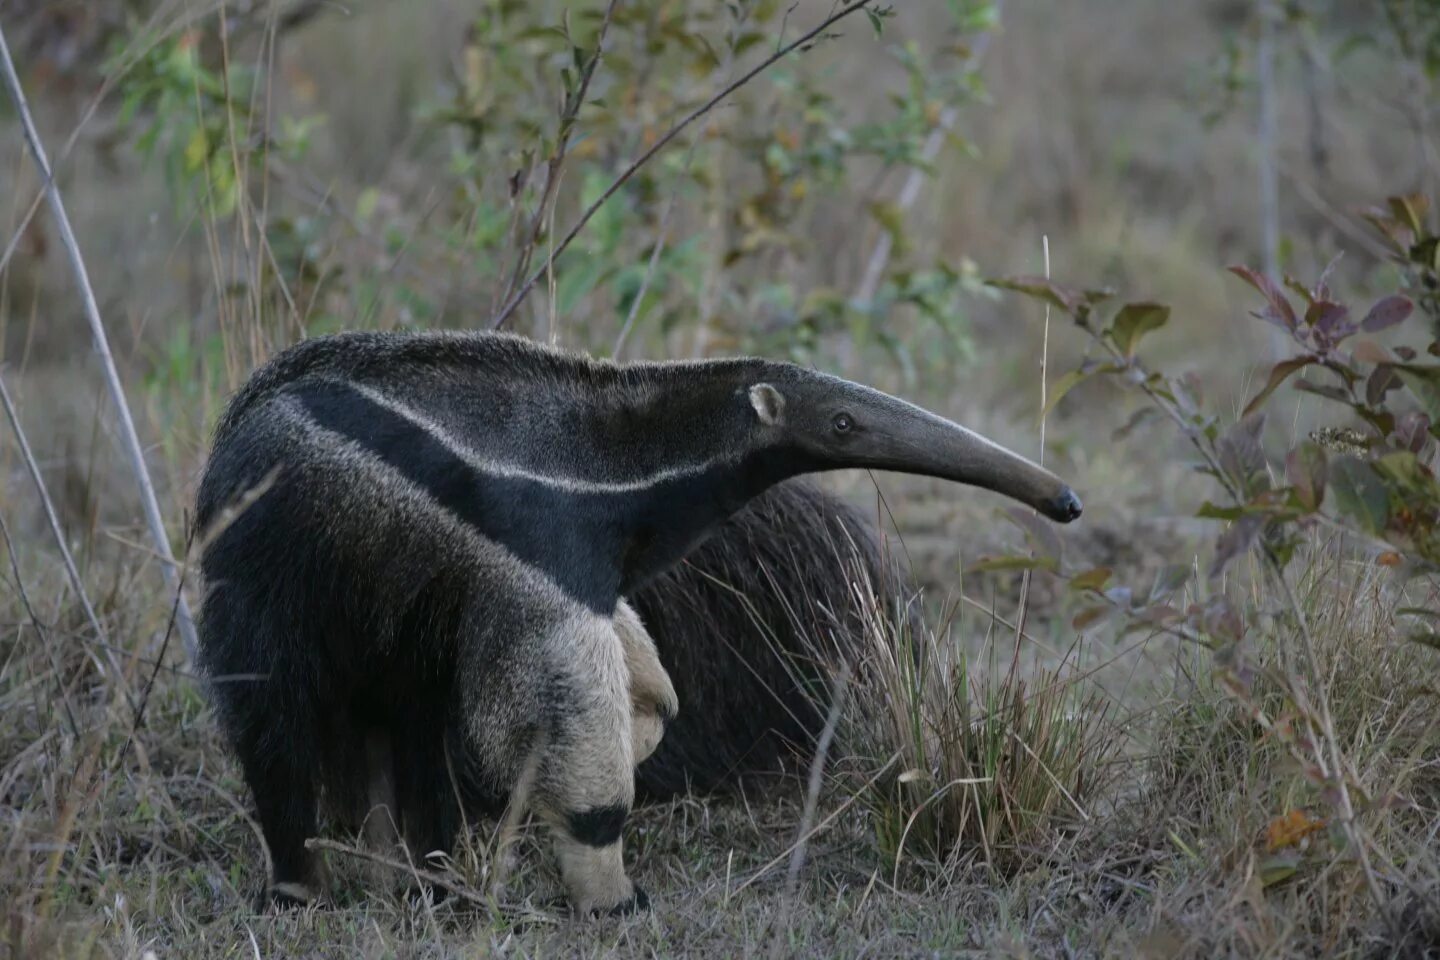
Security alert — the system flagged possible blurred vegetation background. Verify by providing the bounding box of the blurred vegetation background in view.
[2,1,1439,955]
[3,0,1430,548]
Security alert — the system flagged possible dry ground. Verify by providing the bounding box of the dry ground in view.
[3,1,1440,957]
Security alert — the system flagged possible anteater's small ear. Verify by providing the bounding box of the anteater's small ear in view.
[748,383,785,426]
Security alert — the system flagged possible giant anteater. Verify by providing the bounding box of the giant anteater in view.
[195,330,1081,914]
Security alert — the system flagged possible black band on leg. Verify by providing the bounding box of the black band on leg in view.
[566,804,629,847]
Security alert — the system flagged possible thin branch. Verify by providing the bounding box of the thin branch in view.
[0,373,109,649]
[498,0,622,316]
[1256,0,1287,360]
[853,0,1004,304]
[303,838,493,911]
[731,751,900,896]
[492,0,883,331]
[303,837,556,924]
[0,368,137,713]
[0,507,80,739]
[0,24,200,661]
[767,663,851,959]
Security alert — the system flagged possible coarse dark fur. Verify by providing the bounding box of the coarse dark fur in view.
[195,329,1079,913]
[631,479,911,800]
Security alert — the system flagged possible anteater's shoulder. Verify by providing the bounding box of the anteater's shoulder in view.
[212,330,603,440]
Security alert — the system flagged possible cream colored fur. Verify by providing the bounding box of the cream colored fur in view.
[528,610,639,913]
[613,600,678,764]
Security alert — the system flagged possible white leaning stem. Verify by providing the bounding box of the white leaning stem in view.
[853,0,1005,305]
[0,25,200,662]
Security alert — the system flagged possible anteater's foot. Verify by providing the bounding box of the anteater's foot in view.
[604,885,649,917]
[263,881,320,911]
[404,881,450,908]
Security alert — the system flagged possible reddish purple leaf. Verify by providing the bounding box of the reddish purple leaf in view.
[1306,299,1346,329]
[1229,265,1297,330]
[1362,295,1414,332]
[1285,444,1327,512]
[1209,515,1262,579]
[1243,357,1315,417]
[1366,365,1401,407]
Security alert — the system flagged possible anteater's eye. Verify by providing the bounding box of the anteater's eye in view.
[833,413,853,434]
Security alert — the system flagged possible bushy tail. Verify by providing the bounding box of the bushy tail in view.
[630,479,915,800]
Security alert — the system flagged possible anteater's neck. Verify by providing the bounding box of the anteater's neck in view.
[591,359,808,596]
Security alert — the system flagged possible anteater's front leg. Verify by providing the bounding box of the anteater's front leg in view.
[613,600,678,765]
[531,612,648,916]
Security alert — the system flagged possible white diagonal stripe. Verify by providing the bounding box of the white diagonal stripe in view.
[343,380,730,495]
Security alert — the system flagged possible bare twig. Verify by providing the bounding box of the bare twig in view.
[0,507,80,738]
[731,750,900,896]
[1256,0,1287,360]
[852,0,1005,304]
[0,24,200,661]
[1014,230,1049,646]
[0,373,109,650]
[784,665,850,890]
[492,0,883,331]
[304,836,555,923]
[498,0,621,316]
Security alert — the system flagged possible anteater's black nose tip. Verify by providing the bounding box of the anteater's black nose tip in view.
[1046,488,1083,523]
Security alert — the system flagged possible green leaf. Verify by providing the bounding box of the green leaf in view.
[868,200,906,246]
[1259,851,1301,888]
[1110,301,1170,356]
[1388,193,1430,234]
[1069,567,1113,592]
[1408,631,1440,652]
[986,276,1107,318]
[967,554,1056,574]
[1149,564,1192,601]
[1041,369,1088,417]
[1243,356,1316,417]
[1072,605,1113,630]
[1329,457,1390,534]
[1041,362,1123,417]
[1196,501,1245,521]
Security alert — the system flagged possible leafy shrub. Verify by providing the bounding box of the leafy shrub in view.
[988,192,1440,913]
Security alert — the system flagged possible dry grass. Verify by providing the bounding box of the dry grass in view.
[838,586,1119,879]
[2,537,1437,958]
[3,0,1440,956]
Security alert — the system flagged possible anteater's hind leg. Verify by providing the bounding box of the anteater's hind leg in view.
[240,737,324,906]
[218,678,324,905]
[613,600,677,765]
[200,594,326,908]
[391,703,461,900]
[530,613,645,916]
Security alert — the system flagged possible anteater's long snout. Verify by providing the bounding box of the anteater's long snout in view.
[921,416,1083,523]
[1045,486,1084,523]
[850,387,1084,524]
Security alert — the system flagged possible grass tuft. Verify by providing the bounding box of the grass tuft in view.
[837,588,1120,879]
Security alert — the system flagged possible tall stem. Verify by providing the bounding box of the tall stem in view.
[0,25,200,662]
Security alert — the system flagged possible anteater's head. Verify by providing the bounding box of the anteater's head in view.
[741,365,1082,524]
